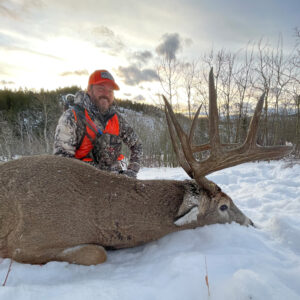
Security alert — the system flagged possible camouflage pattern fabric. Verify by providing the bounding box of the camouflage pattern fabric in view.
[54,91,143,174]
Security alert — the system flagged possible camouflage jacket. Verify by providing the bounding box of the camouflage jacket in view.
[54,91,143,173]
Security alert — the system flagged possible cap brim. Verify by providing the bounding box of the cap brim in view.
[93,79,120,90]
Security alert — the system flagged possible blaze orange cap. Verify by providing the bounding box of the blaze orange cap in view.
[88,70,120,90]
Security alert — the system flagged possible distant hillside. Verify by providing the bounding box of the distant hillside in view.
[0,88,298,163]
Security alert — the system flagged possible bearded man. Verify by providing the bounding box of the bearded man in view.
[54,70,143,178]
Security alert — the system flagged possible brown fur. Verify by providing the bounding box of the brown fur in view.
[0,155,250,265]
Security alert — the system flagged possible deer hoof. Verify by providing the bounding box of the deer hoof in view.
[56,244,107,265]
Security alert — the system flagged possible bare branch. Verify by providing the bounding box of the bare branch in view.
[208,68,221,153]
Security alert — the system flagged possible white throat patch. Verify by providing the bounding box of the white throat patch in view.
[175,181,202,227]
[175,206,200,226]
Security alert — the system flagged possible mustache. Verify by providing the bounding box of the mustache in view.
[98,96,110,101]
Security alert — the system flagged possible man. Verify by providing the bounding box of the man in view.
[54,70,143,178]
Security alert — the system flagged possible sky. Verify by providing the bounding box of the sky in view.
[0,0,299,102]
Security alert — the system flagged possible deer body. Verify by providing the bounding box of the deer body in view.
[0,155,178,261]
[0,155,250,265]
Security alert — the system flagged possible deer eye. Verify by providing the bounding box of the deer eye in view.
[219,204,228,211]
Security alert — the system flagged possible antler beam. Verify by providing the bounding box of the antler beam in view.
[163,67,292,195]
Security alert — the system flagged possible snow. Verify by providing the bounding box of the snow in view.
[0,160,300,300]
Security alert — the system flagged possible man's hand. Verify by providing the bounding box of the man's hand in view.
[119,169,137,178]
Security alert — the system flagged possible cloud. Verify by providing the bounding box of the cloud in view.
[0,32,63,60]
[0,3,17,19]
[90,26,125,54]
[184,38,193,47]
[0,0,45,20]
[117,65,159,85]
[17,46,63,60]
[133,94,145,101]
[156,33,183,60]
[0,80,14,85]
[6,45,63,60]
[60,70,89,76]
[130,50,153,64]
[92,26,115,37]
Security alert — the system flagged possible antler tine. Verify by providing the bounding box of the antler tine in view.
[243,92,265,149]
[235,92,293,159]
[189,104,202,144]
[209,68,222,154]
[164,106,193,177]
[163,95,220,195]
[191,143,240,153]
[162,95,195,165]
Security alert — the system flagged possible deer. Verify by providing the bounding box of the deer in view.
[0,69,291,266]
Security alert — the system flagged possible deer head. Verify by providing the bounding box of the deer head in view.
[163,68,292,227]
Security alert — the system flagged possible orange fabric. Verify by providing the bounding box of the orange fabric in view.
[82,158,93,162]
[117,154,124,161]
[72,109,78,122]
[103,114,119,136]
[74,109,120,161]
[74,109,98,159]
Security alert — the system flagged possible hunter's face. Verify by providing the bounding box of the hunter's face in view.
[89,83,114,113]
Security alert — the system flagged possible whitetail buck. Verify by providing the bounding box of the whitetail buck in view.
[0,69,291,265]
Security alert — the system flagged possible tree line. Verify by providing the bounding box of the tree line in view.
[0,85,298,166]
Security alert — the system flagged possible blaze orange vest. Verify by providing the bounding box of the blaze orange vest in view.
[72,108,122,162]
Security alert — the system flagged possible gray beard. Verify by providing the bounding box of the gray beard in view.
[91,96,110,114]
[99,104,110,115]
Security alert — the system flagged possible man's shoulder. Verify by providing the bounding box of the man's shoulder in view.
[74,90,88,105]
[61,92,86,122]
[113,108,127,125]
[57,107,77,126]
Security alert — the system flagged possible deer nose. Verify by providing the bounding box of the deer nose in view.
[249,219,255,227]
[244,217,255,227]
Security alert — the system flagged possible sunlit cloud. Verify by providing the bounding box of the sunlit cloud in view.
[133,94,146,101]
[0,80,14,85]
[0,0,45,20]
[0,30,63,60]
[60,70,89,77]
[5,45,63,60]
[87,25,125,56]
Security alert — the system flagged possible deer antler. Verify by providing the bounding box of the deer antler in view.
[163,68,292,196]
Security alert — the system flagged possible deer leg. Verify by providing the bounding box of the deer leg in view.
[55,244,107,266]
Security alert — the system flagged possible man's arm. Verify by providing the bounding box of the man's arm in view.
[118,114,143,174]
[53,109,78,157]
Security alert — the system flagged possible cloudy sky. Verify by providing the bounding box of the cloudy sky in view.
[0,0,299,101]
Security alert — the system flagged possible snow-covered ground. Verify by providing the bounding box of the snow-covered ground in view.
[0,160,299,300]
